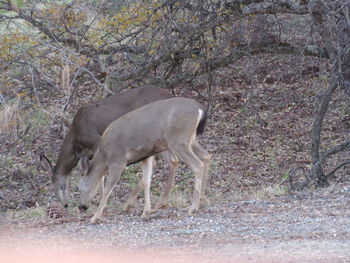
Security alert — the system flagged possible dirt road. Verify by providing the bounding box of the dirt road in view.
[1,183,349,263]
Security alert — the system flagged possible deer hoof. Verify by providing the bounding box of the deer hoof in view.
[141,210,151,220]
[155,201,169,210]
[122,200,137,212]
[188,207,199,216]
[200,197,210,207]
[90,216,102,224]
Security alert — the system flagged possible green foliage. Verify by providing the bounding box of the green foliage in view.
[253,185,287,200]
[9,206,46,220]
[4,158,16,170]
[122,164,140,188]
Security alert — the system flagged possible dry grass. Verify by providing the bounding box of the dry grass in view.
[0,100,20,135]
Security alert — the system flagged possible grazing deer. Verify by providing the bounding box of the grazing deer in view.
[40,86,181,208]
[78,97,211,224]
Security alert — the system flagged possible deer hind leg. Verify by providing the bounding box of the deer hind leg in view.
[141,156,155,219]
[90,162,126,224]
[192,141,211,206]
[170,143,204,215]
[157,151,179,209]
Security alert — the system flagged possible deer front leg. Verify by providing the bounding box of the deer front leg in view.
[98,176,105,196]
[91,163,125,224]
[123,158,158,212]
[122,179,143,212]
[141,156,154,219]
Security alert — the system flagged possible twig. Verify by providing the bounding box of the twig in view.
[30,66,50,115]
[321,140,350,161]
[70,62,113,94]
[325,160,350,179]
[62,68,81,112]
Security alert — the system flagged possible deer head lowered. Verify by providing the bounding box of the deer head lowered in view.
[78,97,211,224]
[39,86,180,208]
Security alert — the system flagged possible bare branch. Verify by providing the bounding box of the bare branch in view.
[325,161,350,179]
[321,140,350,161]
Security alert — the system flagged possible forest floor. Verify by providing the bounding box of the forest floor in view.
[1,181,350,263]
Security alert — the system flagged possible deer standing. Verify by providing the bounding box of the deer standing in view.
[40,87,181,208]
[78,97,211,224]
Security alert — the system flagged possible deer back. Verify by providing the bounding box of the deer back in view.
[98,97,206,165]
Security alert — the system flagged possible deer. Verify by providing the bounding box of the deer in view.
[39,86,184,209]
[78,97,211,224]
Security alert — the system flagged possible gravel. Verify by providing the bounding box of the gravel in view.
[1,183,350,262]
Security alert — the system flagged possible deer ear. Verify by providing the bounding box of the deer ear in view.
[39,154,53,172]
[78,156,90,175]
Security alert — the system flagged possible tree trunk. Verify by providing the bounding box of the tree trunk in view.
[308,0,349,187]
[310,79,337,187]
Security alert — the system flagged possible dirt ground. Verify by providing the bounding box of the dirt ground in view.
[1,182,349,263]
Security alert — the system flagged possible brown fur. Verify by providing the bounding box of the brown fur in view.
[40,86,174,206]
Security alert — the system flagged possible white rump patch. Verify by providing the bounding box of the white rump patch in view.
[197,109,204,125]
[189,108,203,144]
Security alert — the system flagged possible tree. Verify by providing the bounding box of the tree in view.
[0,0,349,189]
[307,0,350,188]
